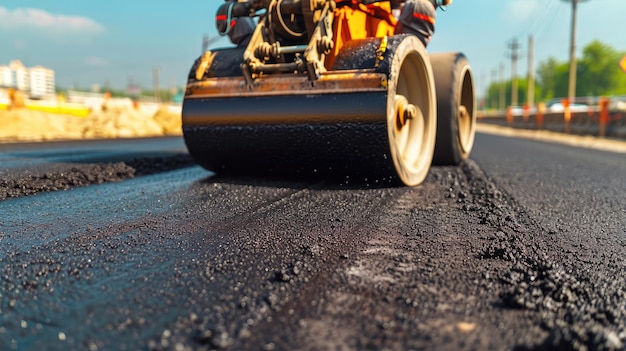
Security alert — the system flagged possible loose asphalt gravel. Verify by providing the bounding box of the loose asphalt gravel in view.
[0,132,625,351]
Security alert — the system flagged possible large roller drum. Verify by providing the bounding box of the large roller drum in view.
[430,52,476,165]
[182,34,437,185]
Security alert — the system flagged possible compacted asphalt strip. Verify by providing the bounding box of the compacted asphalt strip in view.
[0,131,625,350]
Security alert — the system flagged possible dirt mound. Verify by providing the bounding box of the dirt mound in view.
[0,109,84,141]
[83,107,163,139]
[0,105,182,142]
[153,106,183,135]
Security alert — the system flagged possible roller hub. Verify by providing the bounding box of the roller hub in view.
[394,95,419,129]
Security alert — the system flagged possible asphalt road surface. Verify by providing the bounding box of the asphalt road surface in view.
[0,132,625,351]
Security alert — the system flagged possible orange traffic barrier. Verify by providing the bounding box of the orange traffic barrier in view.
[562,98,571,133]
[506,106,513,125]
[599,96,609,138]
[536,102,546,129]
[522,103,530,123]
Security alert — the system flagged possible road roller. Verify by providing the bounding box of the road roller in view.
[182,0,475,186]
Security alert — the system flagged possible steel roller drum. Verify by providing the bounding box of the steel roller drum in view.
[182,34,436,185]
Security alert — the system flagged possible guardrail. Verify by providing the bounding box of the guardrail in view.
[478,106,626,139]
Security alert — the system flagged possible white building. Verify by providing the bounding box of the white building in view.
[0,60,55,98]
[9,61,30,92]
[29,66,55,98]
[0,65,11,88]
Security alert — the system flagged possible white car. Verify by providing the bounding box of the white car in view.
[609,96,626,112]
[546,101,589,113]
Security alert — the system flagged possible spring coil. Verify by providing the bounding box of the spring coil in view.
[255,42,275,59]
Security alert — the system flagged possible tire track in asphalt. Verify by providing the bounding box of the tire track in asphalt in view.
[145,180,401,351]
[235,161,626,350]
[235,164,515,350]
[293,188,449,351]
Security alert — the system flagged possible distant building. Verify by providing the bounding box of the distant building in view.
[0,60,56,98]
[29,66,55,98]
[9,61,30,92]
[0,65,11,88]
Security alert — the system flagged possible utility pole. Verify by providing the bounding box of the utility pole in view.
[480,70,487,110]
[491,68,498,109]
[153,67,160,102]
[528,35,535,107]
[499,63,505,110]
[507,38,520,107]
[561,0,589,101]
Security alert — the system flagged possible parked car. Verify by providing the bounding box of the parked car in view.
[609,96,626,112]
[546,98,590,113]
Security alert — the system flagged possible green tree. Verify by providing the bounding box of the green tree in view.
[485,40,626,108]
[484,78,538,109]
[536,57,569,101]
[577,40,626,96]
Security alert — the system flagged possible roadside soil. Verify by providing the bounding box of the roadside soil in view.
[0,106,182,142]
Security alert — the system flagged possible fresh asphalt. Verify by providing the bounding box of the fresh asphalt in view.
[0,131,624,350]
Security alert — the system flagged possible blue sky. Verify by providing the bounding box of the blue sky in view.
[1,0,625,96]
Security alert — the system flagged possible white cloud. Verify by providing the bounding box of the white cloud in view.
[0,6,104,34]
[85,56,108,67]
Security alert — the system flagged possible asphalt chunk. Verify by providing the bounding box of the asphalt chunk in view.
[0,154,195,200]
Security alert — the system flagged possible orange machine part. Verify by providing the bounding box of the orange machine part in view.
[326,1,397,69]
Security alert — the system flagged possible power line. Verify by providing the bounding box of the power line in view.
[523,0,557,38]
[532,0,560,40]
[513,0,559,44]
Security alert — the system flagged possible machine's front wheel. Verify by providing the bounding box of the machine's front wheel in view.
[385,35,437,186]
[430,52,476,165]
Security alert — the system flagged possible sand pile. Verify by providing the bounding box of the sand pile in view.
[0,105,182,142]
[153,106,183,135]
[0,109,84,141]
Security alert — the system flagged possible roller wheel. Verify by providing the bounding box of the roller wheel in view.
[430,53,476,165]
[183,35,436,186]
[384,35,437,186]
